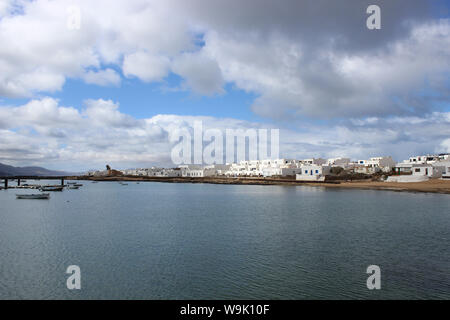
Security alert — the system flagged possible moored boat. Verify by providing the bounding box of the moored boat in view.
[16,193,50,199]
[67,185,79,189]
[40,186,64,191]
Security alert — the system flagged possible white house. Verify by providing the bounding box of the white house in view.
[388,162,446,182]
[296,165,331,181]
[182,168,216,177]
[355,156,395,173]
[262,167,303,177]
[411,164,443,178]
[224,159,302,177]
[354,166,381,174]
[302,158,326,166]
[225,162,250,176]
[406,154,442,165]
[150,168,182,177]
[204,164,231,175]
[180,164,231,177]
[393,162,413,174]
[440,161,450,179]
[327,157,351,168]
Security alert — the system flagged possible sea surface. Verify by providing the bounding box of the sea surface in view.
[0,180,449,299]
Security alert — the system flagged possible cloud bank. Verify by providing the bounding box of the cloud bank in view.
[0,0,448,117]
[1,98,449,171]
[0,0,449,169]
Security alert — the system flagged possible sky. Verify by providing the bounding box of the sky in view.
[0,0,449,171]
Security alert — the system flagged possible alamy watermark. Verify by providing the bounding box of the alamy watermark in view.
[366,265,381,290]
[170,121,279,165]
[66,265,81,290]
[67,5,81,30]
[366,5,381,30]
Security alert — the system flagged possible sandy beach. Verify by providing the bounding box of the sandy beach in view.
[310,179,450,194]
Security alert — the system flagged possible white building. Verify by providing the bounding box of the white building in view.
[411,164,445,178]
[395,154,450,175]
[387,162,446,182]
[440,161,450,179]
[405,154,444,165]
[182,168,216,177]
[355,156,395,173]
[262,167,303,177]
[327,157,351,168]
[393,162,413,174]
[224,159,301,177]
[149,168,182,177]
[296,165,331,181]
[180,164,231,177]
[302,158,326,166]
[204,164,231,175]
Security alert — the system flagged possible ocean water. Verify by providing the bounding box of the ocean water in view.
[0,180,449,299]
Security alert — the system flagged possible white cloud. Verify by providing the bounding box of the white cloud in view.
[200,20,450,119]
[122,51,170,82]
[1,97,449,171]
[171,52,224,95]
[83,69,121,86]
[0,0,193,96]
[0,97,81,129]
[440,139,450,153]
[83,99,139,128]
[0,0,11,16]
[0,0,448,119]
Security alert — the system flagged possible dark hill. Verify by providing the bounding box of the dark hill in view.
[0,162,72,176]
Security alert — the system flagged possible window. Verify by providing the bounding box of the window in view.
[315,170,319,174]
[415,168,421,173]
[305,170,308,174]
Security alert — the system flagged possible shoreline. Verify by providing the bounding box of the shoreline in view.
[71,176,450,195]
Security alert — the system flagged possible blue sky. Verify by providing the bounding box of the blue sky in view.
[57,76,260,121]
[1,65,262,122]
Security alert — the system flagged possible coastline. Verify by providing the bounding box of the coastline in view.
[72,176,450,195]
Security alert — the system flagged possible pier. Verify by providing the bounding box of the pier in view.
[0,176,67,189]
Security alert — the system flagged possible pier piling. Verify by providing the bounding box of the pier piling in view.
[4,178,7,189]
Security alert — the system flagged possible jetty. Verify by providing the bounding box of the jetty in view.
[0,176,68,190]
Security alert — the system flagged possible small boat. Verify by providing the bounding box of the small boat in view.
[119,182,128,185]
[67,185,79,189]
[73,183,83,187]
[92,181,98,183]
[16,193,50,199]
[40,186,64,192]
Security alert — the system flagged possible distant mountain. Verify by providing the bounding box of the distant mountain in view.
[0,162,73,177]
